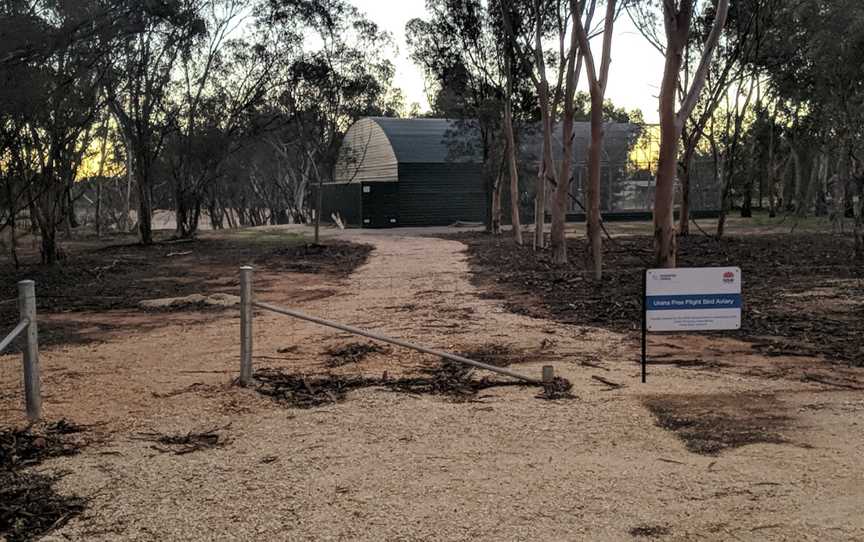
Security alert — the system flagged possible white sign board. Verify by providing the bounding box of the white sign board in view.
[645,267,742,332]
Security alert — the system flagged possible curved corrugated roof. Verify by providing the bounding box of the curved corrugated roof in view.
[368,117,483,164]
[333,117,641,184]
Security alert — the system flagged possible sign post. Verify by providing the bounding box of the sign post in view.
[641,267,742,382]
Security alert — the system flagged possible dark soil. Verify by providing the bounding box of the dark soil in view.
[0,420,84,471]
[456,233,864,365]
[0,421,88,542]
[324,342,391,367]
[1,471,87,542]
[135,426,229,455]
[629,524,672,538]
[253,359,541,408]
[643,393,792,456]
[0,237,373,349]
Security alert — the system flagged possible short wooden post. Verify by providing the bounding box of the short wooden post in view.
[240,266,253,386]
[18,280,40,420]
[542,365,554,384]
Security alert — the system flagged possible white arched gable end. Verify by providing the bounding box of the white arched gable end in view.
[332,118,398,184]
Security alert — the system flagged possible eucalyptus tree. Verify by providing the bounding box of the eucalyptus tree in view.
[649,0,729,267]
[0,1,110,263]
[569,0,616,276]
[164,0,280,238]
[265,0,401,243]
[102,0,207,245]
[753,0,864,259]
[407,0,530,240]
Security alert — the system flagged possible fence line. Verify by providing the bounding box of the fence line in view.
[239,266,548,387]
[0,280,41,420]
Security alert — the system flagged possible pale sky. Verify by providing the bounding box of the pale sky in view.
[351,0,666,123]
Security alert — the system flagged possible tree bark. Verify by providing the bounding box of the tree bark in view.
[585,92,604,279]
[503,97,523,245]
[136,158,153,244]
[550,0,588,264]
[678,151,693,237]
[499,0,523,246]
[572,0,614,278]
[532,0,553,250]
[677,147,694,235]
[491,164,504,235]
[654,31,685,268]
[655,111,680,267]
[741,180,753,217]
[551,60,579,263]
[855,177,863,263]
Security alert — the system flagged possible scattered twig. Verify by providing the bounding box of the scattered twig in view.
[134,425,231,455]
[580,359,608,371]
[591,375,625,389]
[800,374,864,391]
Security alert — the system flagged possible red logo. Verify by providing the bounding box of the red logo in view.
[723,271,735,283]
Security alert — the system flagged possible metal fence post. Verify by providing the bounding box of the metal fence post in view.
[18,280,40,420]
[240,266,253,386]
[542,365,554,384]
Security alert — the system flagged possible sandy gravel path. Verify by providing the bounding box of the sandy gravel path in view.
[2,231,862,541]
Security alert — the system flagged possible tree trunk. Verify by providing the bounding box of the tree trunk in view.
[741,179,753,217]
[677,148,693,235]
[136,158,153,244]
[532,6,552,251]
[655,118,680,267]
[653,36,683,268]
[95,181,102,237]
[535,90,554,250]
[855,181,863,263]
[845,180,856,218]
[551,11,582,265]
[585,92,604,279]
[499,1,523,246]
[175,190,189,237]
[314,176,324,244]
[797,153,819,218]
[5,181,19,268]
[503,97,523,245]
[766,121,777,219]
[551,98,575,264]
[40,227,57,265]
[768,165,777,218]
[491,168,503,235]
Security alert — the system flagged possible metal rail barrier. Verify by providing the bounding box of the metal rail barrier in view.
[238,266,548,387]
[1,280,41,420]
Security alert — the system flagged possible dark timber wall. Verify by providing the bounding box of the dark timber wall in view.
[398,163,486,226]
[320,183,362,226]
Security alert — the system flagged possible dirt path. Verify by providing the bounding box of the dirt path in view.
[2,231,863,541]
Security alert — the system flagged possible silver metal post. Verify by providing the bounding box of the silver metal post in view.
[240,266,253,386]
[0,319,29,354]
[18,280,40,420]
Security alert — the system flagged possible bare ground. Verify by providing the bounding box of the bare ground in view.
[1,227,863,541]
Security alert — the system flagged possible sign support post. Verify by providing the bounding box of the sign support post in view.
[641,269,647,383]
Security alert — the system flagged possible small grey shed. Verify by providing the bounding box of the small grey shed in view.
[322,117,485,228]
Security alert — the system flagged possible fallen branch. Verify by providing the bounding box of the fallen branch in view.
[801,374,864,391]
[591,375,624,389]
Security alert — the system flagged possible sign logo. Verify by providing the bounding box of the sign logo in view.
[723,271,735,283]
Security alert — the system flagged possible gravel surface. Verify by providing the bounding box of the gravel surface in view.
[1,230,862,541]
